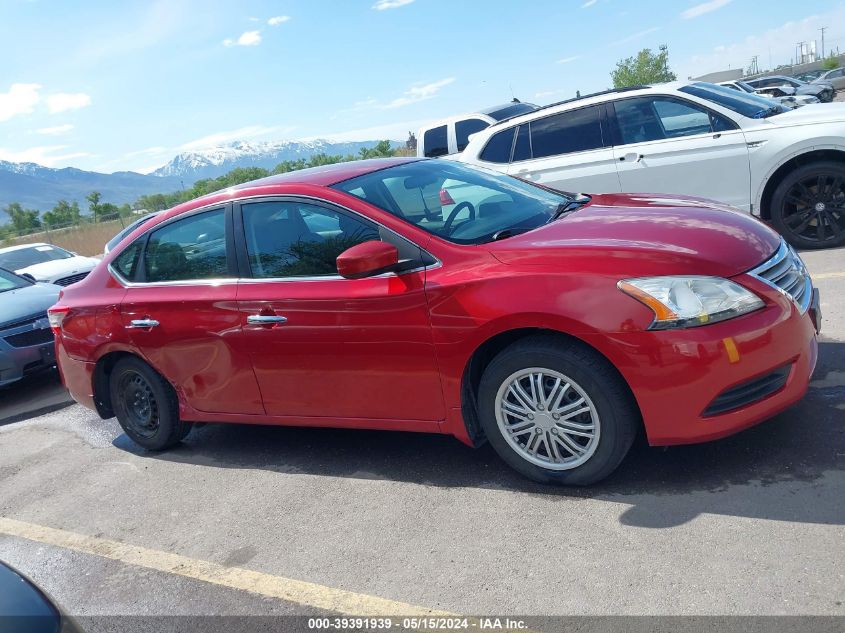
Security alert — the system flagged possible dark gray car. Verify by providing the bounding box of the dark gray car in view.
[0,268,60,387]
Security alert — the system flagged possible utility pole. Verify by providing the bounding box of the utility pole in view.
[819,27,827,59]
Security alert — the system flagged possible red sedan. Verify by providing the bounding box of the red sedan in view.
[49,158,821,485]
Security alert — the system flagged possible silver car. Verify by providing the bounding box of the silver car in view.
[812,67,845,91]
[0,268,60,387]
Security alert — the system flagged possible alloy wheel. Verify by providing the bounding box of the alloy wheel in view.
[781,174,844,245]
[494,368,601,470]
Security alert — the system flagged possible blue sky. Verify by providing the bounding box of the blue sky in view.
[2,0,844,174]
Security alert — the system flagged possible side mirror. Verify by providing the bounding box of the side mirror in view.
[21,273,36,282]
[337,241,399,279]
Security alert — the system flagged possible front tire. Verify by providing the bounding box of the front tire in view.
[109,356,192,450]
[770,161,845,249]
[477,336,638,486]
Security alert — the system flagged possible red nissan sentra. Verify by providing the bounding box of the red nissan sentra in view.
[49,158,821,485]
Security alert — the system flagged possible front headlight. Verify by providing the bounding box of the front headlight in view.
[618,276,764,330]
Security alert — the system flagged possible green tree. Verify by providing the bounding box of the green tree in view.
[822,52,840,70]
[43,200,82,227]
[359,140,394,159]
[3,202,42,234]
[86,191,103,221]
[611,45,677,88]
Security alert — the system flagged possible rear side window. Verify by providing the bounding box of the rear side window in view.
[455,118,489,152]
[112,240,143,281]
[529,106,605,159]
[479,128,515,163]
[423,125,449,158]
[144,208,229,282]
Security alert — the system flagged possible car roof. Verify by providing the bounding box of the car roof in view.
[0,242,51,254]
[230,157,421,190]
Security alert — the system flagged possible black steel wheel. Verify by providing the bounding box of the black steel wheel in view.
[771,161,845,249]
[109,356,192,450]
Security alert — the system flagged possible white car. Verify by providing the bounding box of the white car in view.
[0,243,99,286]
[718,80,819,108]
[417,101,539,158]
[457,81,845,249]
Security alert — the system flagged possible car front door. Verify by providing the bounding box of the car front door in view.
[610,96,752,211]
[117,206,264,415]
[506,105,622,194]
[234,198,444,425]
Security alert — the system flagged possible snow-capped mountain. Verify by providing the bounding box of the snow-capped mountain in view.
[153,139,400,181]
[0,160,182,213]
[0,138,399,215]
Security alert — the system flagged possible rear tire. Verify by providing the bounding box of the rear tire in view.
[109,356,192,450]
[477,336,638,486]
[770,161,845,249]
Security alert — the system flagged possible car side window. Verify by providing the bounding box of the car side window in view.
[112,239,143,281]
[614,97,728,144]
[479,128,515,163]
[455,118,490,152]
[512,124,531,162]
[423,125,449,158]
[242,201,380,278]
[144,208,229,283]
[529,105,605,159]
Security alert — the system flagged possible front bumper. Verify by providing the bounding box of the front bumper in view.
[585,283,819,446]
[0,340,56,387]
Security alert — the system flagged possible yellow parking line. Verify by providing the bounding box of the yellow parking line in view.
[0,517,452,617]
[813,272,845,280]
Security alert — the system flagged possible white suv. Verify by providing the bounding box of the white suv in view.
[457,81,845,249]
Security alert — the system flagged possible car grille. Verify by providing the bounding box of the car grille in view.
[747,240,811,313]
[0,313,53,348]
[703,364,792,417]
[54,271,89,286]
[4,328,53,348]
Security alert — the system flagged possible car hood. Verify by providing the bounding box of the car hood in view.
[0,282,61,327]
[15,256,98,281]
[488,194,781,278]
[767,102,845,124]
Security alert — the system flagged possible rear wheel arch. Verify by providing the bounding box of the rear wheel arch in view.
[758,148,845,220]
[460,327,641,446]
[92,351,137,419]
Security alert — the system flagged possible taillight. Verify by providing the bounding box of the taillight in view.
[439,188,455,205]
[48,306,69,333]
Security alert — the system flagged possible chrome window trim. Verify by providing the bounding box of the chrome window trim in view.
[108,193,440,288]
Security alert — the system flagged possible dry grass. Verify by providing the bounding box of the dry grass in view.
[6,218,129,256]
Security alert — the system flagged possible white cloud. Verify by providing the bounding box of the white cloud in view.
[681,0,732,19]
[0,83,41,122]
[582,0,598,7]
[357,77,455,110]
[372,0,414,10]
[268,15,291,26]
[556,55,581,64]
[299,118,427,143]
[36,124,74,135]
[610,27,660,46]
[680,5,845,78]
[46,92,92,113]
[223,30,262,47]
[534,88,569,99]
[0,145,91,167]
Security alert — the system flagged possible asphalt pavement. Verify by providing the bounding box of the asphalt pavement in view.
[0,247,842,632]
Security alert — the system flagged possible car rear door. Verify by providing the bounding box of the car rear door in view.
[117,205,264,415]
[234,197,444,425]
[609,95,752,211]
[506,104,623,194]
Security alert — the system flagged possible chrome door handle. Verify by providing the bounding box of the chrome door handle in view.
[247,315,288,325]
[128,319,160,329]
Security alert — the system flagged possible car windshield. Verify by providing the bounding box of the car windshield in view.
[0,245,73,270]
[0,267,32,292]
[679,82,788,118]
[332,160,572,245]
